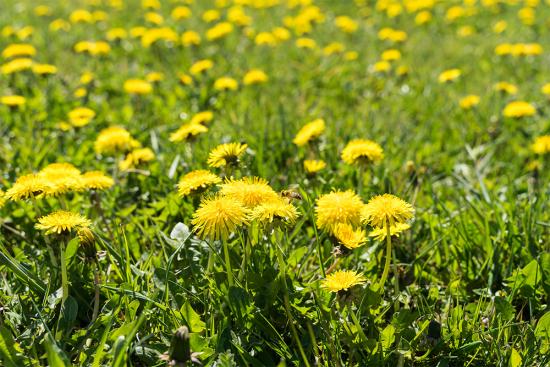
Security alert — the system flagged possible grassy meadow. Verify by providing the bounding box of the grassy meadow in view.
[0,0,549,366]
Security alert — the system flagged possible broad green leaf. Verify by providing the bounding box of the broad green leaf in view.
[509,348,521,367]
[180,301,206,333]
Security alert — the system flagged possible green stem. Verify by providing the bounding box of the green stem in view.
[222,240,234,287]
[60,239,69,302]
[357,164,365,196]
[377,223,392,292]
[276,236,310,367]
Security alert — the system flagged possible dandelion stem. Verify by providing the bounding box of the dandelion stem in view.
[222,240,234,287]
[92,265,100,322]
[59,239,69,302]
[377,221,392,292]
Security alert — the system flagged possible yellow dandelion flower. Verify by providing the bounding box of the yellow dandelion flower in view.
[333,223,366,250]
[191,195,249,240]
[170,123,208,142]
[344,51,358,61]
[304,159,326,174]
[146,72,164,83]
[438,68,461,83]
[32,63,58,75]
[243,69,268,85]
[502,101,536,118]
[296,37,316,49]
[323,42,345,56]
[119,148,155,171]
[190,111,214,125]
[68,107,95,127]
[335,16,358,33]
[1,58,33,74]
[372,61,391,73]
[178,170,221,197]
[293,119,325,146]
[123,79,153,95]
[381,49,401,61]
[415,11,432,25]
[5,174,50,201]
[532,135,550,155]
[459,95,480,110]
[315,190,364,233]
[181,30,201,46]
[145,12,164,25]
[35,210,91,235]
[369,223,411,241]
[214,76,238,91]
[494,82,518,95]
[206,22,233,41]
[34,5,52,16]
[190,59,214,75]
[322,270,365,292]
[341,139,384,166]
[106,28,128,41]
[541,83,550,96]
[202,9,221,23]
[94,126,141,155]
[80,171,114,190]
[207,142,247,168]
[361,194,414,228]
[255,32,277,46]
[249,198,299,225]
[172,6,192,21]
[39,163,83,196]
[0,190,5,208]
[178,73,193,86]
[219,177,280,208]
[1,95,26,107]
[2,43,36,59]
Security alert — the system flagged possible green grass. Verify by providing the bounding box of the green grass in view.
[0,0,549,366]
